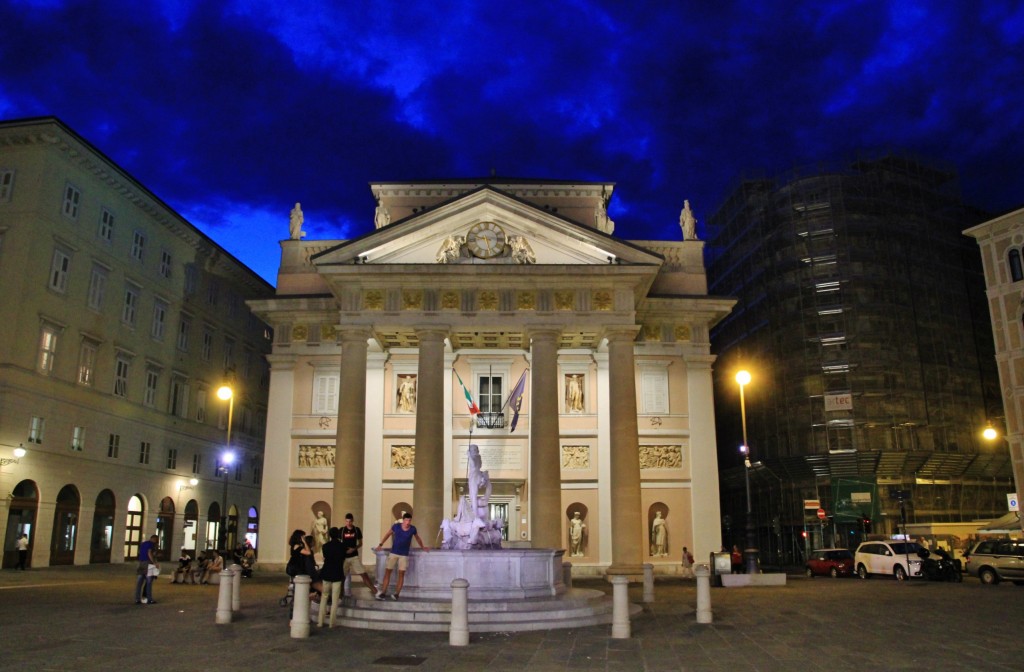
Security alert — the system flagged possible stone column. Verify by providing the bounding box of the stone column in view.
[257,354,295,567]
[606,327,643,575]
[413,328,448,539]
[686,355,723,562]
[528,328,562,549]
[333,328,372,525]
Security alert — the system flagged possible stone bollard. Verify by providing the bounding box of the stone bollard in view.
[562,561,573,590]
[343,573,352,598]
[610,575,630,639]
[695,563,712,624]
[230,564,242,612]
[449,578,470,647]
[215,570,233,624]
[642,563,654,603]
[291,575,312,639]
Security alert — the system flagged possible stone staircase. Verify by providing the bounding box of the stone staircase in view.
[333,587,636,632]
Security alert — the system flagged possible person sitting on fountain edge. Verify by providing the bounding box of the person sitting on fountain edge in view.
[374,511,429,600]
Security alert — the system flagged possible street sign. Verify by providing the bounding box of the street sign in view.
[817,508,826,520]
[1009,493,1019,512]
[804,499,821,510]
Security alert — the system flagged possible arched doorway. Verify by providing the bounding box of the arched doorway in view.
[90,489,116,564]
[155,497,175,561]
[124,495,144,560]
[206,502,221,551]
[227,504,239,552]
[50,484,80,565]
[245,506,259,550]
[183,499,199,558]
[3,480,38,569]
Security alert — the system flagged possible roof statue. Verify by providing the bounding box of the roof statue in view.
[680,199,697,240]
[289,202,305,240]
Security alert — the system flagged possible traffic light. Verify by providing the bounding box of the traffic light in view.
[800,530,808,539]
[862,517,871,533]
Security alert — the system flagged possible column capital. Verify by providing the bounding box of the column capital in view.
[337,327,374,344]
[414,326,450,343]
[266,354,298,370]
[602,326,641,344]
[682,353,717,370]
[525,326,562,343]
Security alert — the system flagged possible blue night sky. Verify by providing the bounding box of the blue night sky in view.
[2,1,1022,284]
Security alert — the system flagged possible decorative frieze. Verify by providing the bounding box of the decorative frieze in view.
[298,444,335,468]
[561,445,590,469]
[592,290,612,311]
[390,445,415,469]
[364,290,384,310]
[639,445,683,469]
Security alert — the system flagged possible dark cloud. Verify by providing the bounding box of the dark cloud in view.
[1,0,1020,283]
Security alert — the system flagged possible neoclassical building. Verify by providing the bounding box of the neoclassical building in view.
[964,206,1024,534]
[250,180,734,573]
[0,118,272,568]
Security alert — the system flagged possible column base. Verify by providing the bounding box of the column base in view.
[605,563,647,580]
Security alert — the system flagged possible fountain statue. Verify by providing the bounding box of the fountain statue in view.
[440,444,504,549]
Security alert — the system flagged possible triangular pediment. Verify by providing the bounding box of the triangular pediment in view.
[312,187,661,267]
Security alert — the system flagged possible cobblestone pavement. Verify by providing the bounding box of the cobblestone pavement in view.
[0,564,1020,672]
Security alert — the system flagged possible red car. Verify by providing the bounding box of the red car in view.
[805,548,855,578]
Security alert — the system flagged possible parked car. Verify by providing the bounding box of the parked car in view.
[805,548,855,578]
[963,539,1024,585]
[854,540,925,580]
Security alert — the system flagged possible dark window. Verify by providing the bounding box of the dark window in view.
[1010,249,1023,282]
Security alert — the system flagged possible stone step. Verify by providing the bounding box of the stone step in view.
[323,587,632,632]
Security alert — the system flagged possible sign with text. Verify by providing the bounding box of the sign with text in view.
[804,499,821,510]
[825,393,853,412]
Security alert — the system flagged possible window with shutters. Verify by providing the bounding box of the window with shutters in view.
[313,371,339,414]
[640,366,669,414]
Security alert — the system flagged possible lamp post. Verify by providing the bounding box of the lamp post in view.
[217,384,235,552]
[1,443,27,467]
[736,370,760,574]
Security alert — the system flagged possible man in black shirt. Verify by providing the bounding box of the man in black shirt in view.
[341,513,378,594]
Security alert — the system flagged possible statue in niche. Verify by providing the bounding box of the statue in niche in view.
[440,444,503,550]
[568,511,587,557]
[650,509,668,557]
[289,202,305,240]
[397,375,417,413]
[508,235,536,264]
[680,199,697,240]
[436,235,465,263]
[565,374,584,413]
[312,510,329,554]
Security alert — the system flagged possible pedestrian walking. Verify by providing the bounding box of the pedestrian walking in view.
[15,533,29,570]
[134,535,160,604]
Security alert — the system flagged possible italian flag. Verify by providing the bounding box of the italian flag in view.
[454,371,480,415]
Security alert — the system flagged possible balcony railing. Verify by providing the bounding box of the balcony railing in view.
[476,412,506,429]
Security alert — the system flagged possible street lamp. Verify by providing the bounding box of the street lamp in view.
[736,370,760,574]
[1,443,27,467]
[217,383,234,552]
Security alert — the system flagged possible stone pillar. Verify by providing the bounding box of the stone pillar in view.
[610,575,631,639]
[606,328,643,575]
[562,561,573,589]
[333,328,371,525]
[290,575,311,638]
[413,328,448,538]
[261,354,296,567]
[215,570,233,624]
[449,578,470,646]
[686,355,723,562]
[230,564,242,611]
[695,563,712,623]
[642,563,654,603]
[528,328,562,549]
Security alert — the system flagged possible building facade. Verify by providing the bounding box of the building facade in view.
[964,206,1024,534]
[707,155,1007,560]
[249,180,733,573]
[0,118,273,567]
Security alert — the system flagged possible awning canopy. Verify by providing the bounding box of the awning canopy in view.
[977,511,1022,534]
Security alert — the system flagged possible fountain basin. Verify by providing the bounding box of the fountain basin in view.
[373,548,566,600]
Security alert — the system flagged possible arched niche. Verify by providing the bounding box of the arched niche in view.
[50,484,81,565]
[124,494,145,560]
[89,489,116,564]
[3,480,39,569]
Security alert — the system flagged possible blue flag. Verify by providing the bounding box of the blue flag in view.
[504,370,528,432]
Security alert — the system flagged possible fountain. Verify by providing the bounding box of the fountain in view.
[336,444,635,631]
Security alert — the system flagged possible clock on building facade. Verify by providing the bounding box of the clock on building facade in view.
[466,221,507,258]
